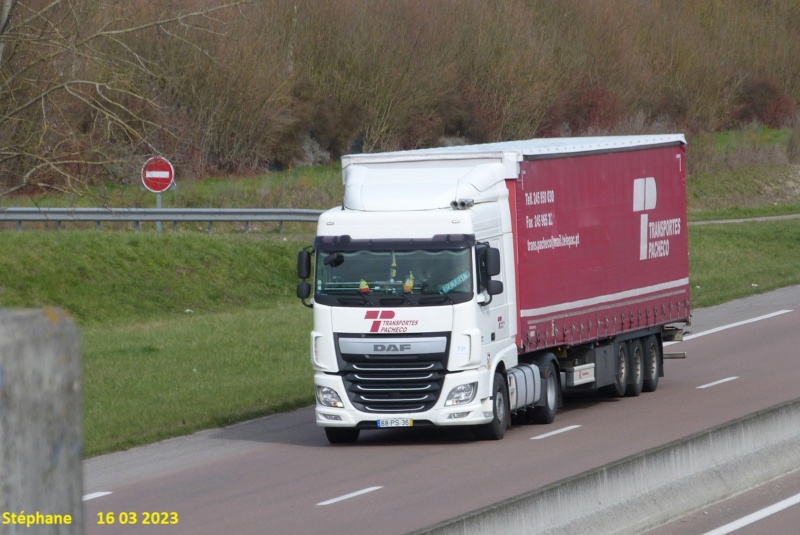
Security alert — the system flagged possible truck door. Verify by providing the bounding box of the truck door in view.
[476,240,510,358]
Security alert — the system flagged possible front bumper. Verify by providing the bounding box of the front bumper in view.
[314,370,494,428]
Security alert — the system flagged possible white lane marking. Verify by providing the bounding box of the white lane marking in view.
[531,425,581,440]
[316,486,383,506]
[82,492,113,501]
[666,310,793,346]
[702,490,800,535]
[697,377,739,389]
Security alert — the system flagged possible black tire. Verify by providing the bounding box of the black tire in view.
[531,362,558,424]
[474,372,509,440]
[601,342,628,397]
[625,339,644,397]
[643,335,661,392]
[324,427,360,444]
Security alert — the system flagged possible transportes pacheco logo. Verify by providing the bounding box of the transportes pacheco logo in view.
[633,177,681,260]
[365,311,419,333]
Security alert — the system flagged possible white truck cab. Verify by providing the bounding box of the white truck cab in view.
[297,153,551,443]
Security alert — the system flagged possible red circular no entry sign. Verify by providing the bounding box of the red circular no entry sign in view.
[141,157,175,193]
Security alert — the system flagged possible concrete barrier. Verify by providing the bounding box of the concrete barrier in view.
[412,398,800,535]
[0,309,82,534]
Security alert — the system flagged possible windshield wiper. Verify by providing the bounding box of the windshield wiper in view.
[379,293,413,306]
[336,292,371,306]
[419,294,454,305]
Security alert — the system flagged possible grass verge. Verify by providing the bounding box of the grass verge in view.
[82,303,312,457]
[688,219,800,309]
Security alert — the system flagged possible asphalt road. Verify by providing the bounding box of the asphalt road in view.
[83,285,800,535]
[644,468,800,535]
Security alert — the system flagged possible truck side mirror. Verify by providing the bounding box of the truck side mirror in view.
[297,280,311,299]
[487,279,503,296]
[486,247,501,276]
[297,249,313,308]
[297,250,311,279]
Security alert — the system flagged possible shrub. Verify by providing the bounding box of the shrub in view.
[559,80,622,135]
[734,76,796,129]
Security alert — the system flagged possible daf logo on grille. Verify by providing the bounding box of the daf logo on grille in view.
[339,337,447,355]
[373,343,412,352]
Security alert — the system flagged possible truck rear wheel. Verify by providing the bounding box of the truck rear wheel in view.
[625,340,644,397]
[531,362,558,424]
[474,372,508,440]
[324,427,360,444]
[643,335,660,392]
[601,342,629,397]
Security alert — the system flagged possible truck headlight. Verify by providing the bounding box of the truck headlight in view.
[316,386,344,408]
[445,382,478,406]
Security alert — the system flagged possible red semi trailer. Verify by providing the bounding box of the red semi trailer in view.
[297,135,690,443]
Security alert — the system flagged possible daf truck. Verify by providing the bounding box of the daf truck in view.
[296,135,690,444]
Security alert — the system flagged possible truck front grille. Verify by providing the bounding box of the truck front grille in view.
[336,334,449,413]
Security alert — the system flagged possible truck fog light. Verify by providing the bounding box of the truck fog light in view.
[321,413,343,421]
[445,382,478,406]
[316,386,345,408]
[447,412,470,419]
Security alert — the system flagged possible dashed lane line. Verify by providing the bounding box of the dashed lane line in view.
[697,377,739,389]
[666,310,793,347]
[316,486,383,506]
[531,425,582,440]
[82,492,113,502]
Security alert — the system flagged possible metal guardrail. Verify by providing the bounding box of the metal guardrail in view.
[0,207,324,232]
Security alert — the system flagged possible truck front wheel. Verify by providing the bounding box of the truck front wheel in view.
[324,427,360,444]
[474,372,508,440]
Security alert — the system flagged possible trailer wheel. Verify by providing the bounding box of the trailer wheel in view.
[474,372,508,440]
[643,335,660,392]
[531,362,558,424]
[625,340,644,397]
[324,427,360,444]
[601,342,629,397]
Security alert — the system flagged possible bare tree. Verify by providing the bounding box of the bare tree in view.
[0,0,250,200]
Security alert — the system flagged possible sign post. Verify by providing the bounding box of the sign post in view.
[141,157,175,232]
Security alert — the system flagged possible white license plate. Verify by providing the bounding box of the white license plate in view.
[377,418,413,428]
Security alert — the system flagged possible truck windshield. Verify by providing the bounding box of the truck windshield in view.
[314,248,474,306]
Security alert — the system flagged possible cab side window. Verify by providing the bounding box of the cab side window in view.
[476,243,489,294]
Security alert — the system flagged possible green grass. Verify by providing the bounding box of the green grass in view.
[0,230,316,456]
[82,304,312,456]
[0,231,307,325]
[689,220,800,309]
[686,127,800,214]
[688,203,800,222]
